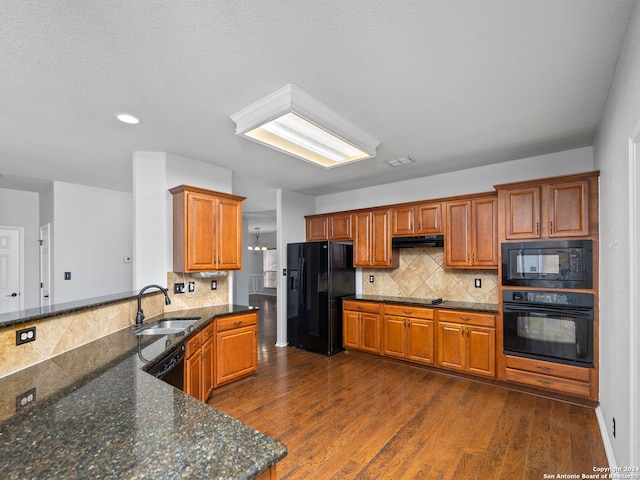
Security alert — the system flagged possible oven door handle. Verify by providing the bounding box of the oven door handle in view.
[502,302,593,319]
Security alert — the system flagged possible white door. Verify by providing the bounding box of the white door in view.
[40,223,51,308]
[0,227,23,313]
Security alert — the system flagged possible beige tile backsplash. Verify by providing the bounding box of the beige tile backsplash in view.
[0,273,230,379]
[362,247,498,304]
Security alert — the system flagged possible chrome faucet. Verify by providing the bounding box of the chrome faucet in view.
[135,284,171,326]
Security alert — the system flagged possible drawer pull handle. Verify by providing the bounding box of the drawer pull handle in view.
[460,317,471,321]
[536,365,553,372]
[191,341,200,348]
[233,321,244,326]
[536,379,553,386]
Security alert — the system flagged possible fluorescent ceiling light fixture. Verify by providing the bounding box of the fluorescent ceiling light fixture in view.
[386,156,414,167]
[116,113,140,124]
[231,84,379,168]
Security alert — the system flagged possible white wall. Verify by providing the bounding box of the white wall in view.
[276,189,315,346]
[316,147,594,212]
[52,182,133,304]
[593,0,640,468]
[132,152,233,292]
[0,188,40,309]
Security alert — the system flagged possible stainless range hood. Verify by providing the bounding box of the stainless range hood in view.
[392,235,444,248]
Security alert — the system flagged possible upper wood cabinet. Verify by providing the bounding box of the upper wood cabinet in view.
[306,212,352,241]
[170,185,245,272]
[353,208,397,268]
[392,202,442,236]
[444,195,498,268]
[500,176,592,240]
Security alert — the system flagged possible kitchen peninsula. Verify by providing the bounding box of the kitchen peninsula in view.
[0,302,286,479]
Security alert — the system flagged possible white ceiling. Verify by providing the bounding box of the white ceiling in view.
[0,1,635,230]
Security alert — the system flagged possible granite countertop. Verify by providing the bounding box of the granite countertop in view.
[345,294,499,313]
[0,305,287,479]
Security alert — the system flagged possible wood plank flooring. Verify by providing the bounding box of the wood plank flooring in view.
[207,295,608,479]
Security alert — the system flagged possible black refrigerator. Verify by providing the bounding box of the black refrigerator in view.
[287,241,355,356]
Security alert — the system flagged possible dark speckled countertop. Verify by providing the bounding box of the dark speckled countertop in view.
[0,304,287,479]
[344,294,499,313]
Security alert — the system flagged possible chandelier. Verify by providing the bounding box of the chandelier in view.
[248,228,267,251]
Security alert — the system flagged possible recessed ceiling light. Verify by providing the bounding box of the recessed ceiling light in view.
[116,113,140,125]
[231,85,379,168]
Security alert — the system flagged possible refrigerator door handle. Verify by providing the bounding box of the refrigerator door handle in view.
[300,257,306,309]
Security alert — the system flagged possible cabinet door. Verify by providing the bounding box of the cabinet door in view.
[217,197,243,270]
[445,201,471,267]
[216,326,258,387]
[360,313,381,353]
[383,315,406,358]
[370,209,392,267]
[466,326,495,377]
[184,351,202,400]
[392,206,415,236]
[407,319,434,365]
[307,216,328,241]
[329,212,352,240]
[343,311,362,349]
[505,186,541,239]
[353,211,371,266]
[416,203,442,234]
[472,197,498,267]
[187,193,217,270]
[548,180,589,237]
[437,322,465,371]
[202,337,215,401]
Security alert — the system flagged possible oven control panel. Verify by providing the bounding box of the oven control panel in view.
[505,290,594,307]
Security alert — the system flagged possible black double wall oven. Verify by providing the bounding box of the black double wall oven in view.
[501,240,594,368]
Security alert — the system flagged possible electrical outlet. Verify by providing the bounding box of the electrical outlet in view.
[16,326,36,346]
[15,388,36,411]
[369,275,375,283]
[474,278,482,288]
[211,280,217,290]
[188,282,195,292]
[173,283,185,294]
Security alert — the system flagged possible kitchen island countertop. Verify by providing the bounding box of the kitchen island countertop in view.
[0,304,287,479]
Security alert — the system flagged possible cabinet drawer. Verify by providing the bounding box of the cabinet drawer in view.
[217,312,258,332]
[343,301,380,314]
[202,323,215,341]
[505,355,590,382]
[505,368,591,398]
[437,310,495,327]
[383,304,433,319]
[185,331,204,358]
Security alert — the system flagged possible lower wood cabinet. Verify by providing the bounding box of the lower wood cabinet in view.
[215,312,258,387]
[382,304,434,365]
[503,354,593,399]
[436,309,496,378]
[343,300,381,353]
[184,322,215,402]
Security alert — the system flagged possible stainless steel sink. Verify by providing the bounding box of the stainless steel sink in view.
[133,317,200,336]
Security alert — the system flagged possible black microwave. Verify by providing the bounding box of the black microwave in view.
[501,240,592,289]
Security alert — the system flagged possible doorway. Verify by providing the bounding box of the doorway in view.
[0,226,25,313]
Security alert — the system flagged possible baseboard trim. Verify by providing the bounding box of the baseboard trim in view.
[596,406,617,469]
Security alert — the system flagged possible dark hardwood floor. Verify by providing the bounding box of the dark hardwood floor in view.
[208,295,608,479]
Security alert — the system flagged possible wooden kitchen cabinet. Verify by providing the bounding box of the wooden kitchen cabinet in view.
[392,202,442,236]
[170,185,245,272]
[343,300,381,353]
[500,175,591,240]
[305,212,353,241]
[353,208,397,268]
[444,194,498,268]
[436,310,496,378]
[382,304,434,365]
[215,312,258,387]
[184,323,215,402]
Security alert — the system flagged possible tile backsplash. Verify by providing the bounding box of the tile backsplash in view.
[362,247,498,304]
[165,272,229,310]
